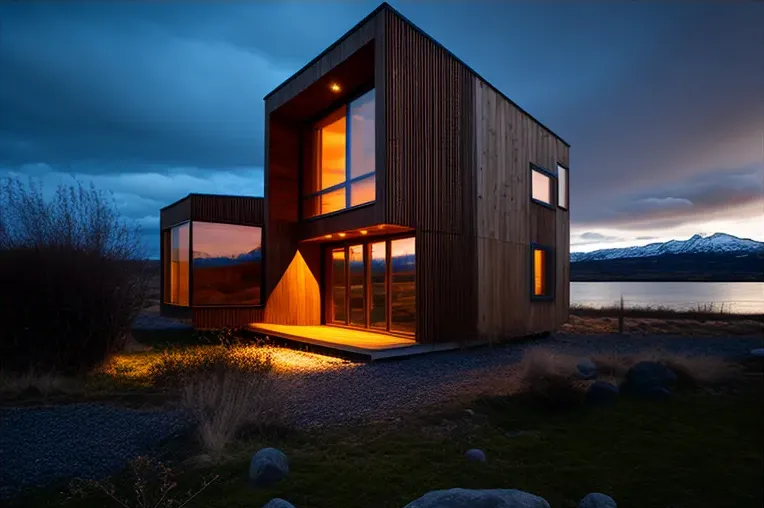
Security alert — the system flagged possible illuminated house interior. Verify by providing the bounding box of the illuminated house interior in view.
[159,3,570,357]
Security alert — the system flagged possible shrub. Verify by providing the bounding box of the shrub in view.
[0,177,149,374]
[150,344,285,455]
[69,455,218,508]
[512,349,587,411]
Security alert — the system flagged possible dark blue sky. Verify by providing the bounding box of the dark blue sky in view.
[1,1,762,257]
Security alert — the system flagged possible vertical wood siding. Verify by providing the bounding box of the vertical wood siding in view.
[190,195,264,225]
[474,80,570,339]
[193,307,264,329]
[385,11,477,344]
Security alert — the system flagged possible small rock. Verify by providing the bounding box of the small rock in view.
[621,361,677,397]
[576,358,597,380]
[464,409,475,417]
[751,348,764,358]
[464,448,486,462]
[585,381,619,407]
[578,492,617,508]
[249,448,289,487]
[263,499,295,508]
[403,488,550,507]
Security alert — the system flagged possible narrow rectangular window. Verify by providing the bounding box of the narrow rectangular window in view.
[531,164,555,207]
[557,163,568,210]
[531,244,554,300]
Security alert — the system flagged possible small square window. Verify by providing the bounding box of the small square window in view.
[531,244,554,300]
[530,164,555,208]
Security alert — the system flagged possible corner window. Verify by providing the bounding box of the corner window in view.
[557,163,568,210]
[531,244,554,300]
[165,222,190,306]
[530,164,555,208]
[303,89,375,218]
[192,222,262,305]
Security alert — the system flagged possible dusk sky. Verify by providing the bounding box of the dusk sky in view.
[1,1,762,258]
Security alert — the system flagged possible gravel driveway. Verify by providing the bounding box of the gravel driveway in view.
[2,333,761,501]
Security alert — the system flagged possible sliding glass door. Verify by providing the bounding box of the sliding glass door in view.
[326,236,415,336]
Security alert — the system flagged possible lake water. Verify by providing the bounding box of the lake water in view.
[571,282,764,314]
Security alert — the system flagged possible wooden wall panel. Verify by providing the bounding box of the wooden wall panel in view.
[193,307,264,329]
[159,197,191,230]
[263,244,321,325]
[191,195,264,225]
[384,11,478,344]
[474,79,570,338]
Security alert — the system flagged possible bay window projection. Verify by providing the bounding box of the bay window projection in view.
[303,89,376,218]
[531,164,555,207]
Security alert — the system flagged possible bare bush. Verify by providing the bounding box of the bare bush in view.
[0,369,84,397]
[69,455,218,508]
[0,177,149,374]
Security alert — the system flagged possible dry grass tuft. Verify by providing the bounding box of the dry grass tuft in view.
[0,369,84,397]
[511,349,588,411]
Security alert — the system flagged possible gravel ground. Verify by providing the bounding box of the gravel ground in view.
[1,333,760,500]
[0,404,189,500]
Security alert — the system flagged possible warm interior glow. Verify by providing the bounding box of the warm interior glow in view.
[319,114,346,190]
[533,248,547,296]
[330,82,341,92]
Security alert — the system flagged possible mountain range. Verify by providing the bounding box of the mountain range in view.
[570,233,764,282]
[193,247,262,267]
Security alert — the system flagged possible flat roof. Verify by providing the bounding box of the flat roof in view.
[159,193,263,212]
[263,2,569,147]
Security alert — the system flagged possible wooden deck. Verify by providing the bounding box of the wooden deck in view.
[247,323,462,361]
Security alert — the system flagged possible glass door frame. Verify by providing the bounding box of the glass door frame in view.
[324,232,415,338]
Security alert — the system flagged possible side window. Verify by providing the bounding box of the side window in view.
[530,164,555,208]
[530,244,554,300]
[557,163,568,210]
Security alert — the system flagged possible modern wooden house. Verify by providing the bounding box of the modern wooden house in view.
[159,2,570,358]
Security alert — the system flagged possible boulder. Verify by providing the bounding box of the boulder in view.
[751,348,764,358]
[464,448,486,462]
[621,361,677,397]
[249,447,289,487]
[403,488,550,508]
[585,381,619,407]
[646,386,671,400]
[263,499,295,508]
[576,359,597,380]
[578,492,617,508]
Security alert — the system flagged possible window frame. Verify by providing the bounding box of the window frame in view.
[529,242,555,301]
[302,87,376,220]
[163,220,192,307]
[556,162,569,210]
[529,163,557,210]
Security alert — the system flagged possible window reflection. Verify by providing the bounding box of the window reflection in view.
[303,89,376,218]
[370,242,386,329]
[331,249,346,323]
[531,167,552,205]
[557,164,568,209]
[390,237,416,334]
[349,244,366,327]
[168,223,189,306]
[192,222,262,305]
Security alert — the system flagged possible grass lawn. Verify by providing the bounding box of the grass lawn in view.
[17,382,764,508]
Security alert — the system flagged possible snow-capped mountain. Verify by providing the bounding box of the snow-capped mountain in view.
[571,233,764,263]
[192,247,262,267]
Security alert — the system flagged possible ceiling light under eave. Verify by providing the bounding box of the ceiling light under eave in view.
[330,82,341,93]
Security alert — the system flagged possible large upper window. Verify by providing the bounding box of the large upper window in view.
[192,222,262,305]
[303,89,375,218]
[557,163,568,210]
[530,164,555,208]
[531,244,554,300]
